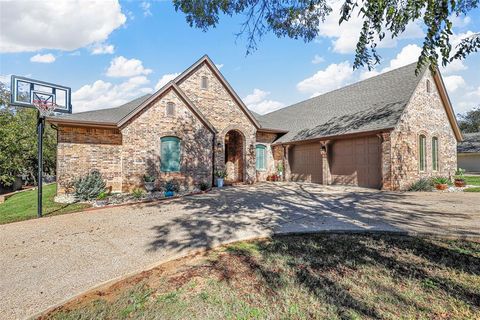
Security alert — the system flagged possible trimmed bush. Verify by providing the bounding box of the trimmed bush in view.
[74,170,106,201]
[199,181,210,191]
[408,178,433,191]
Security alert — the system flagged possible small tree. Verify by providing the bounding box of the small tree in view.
[458,107,480,133]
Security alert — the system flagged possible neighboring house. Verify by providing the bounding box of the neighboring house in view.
[457,132,480,173]
[49,55,462,193]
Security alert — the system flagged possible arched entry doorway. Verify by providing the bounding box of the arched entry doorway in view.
[224,130,244,183]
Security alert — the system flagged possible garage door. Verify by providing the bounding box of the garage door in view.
[289,143,323,183]
[330,136,381,188]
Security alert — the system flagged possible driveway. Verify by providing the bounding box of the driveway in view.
[1,182,479,319]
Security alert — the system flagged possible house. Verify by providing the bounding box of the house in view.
[457,132,480,173]
[49,55,462,193]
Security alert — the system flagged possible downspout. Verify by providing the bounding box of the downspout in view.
[211,133,216,187]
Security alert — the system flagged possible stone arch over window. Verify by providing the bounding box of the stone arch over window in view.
[160,136,181,172]
[432,136,439,171]
[418,134,427,172]
[166,102,175,117]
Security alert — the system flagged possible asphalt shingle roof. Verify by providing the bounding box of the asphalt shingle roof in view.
[457,132,480,153]
[55,94,152,124]
[258,62,424,143]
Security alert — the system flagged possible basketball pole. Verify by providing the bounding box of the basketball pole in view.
[37,111,45,218]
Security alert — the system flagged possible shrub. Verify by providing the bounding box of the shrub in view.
[199,181,210,191]
[131,188,146,199]
[432,176,449,185]
[408,178,433,191]
[143,174,156,182]
[164,180,180,192]
[96,191,108,200]
[455,168,465,179]
[215,170,227,179]
[74,170,106,200]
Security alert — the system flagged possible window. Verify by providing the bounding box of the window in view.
[201,76,208,89]
[256,145,266,171]
[432,137,439,171]
[166,102,175,117]
[419,134,426,171]
[160,137,181,172]
[426,79,431,93]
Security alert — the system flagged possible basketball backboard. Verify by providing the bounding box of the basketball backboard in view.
[10,75,72,114]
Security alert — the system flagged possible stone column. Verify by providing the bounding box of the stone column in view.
[283,145,291,181]
[320,140,331,185]
[377,132,392,190]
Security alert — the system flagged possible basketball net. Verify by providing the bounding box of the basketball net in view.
[33,99,57,118]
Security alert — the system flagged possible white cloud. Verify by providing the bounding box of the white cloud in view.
[359,70,380,80]
[296,61,354,96]
[440,59,468,75]
[311,54,325,64]
[443,75,466,93]
[90,43,115,55]
[140,1,152,16]
[383,44,422,72]
[215,64,224,69]
[30,53,56,63]
[155,73,180,90]
[316,1,423,54]
[72,76,152,112]
[243,88,285,115]
[106,56,152,77]
[0,0,126,53]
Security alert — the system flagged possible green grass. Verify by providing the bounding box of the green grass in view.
[42,234,480,320]
[0,183,90,224]
[464,175,480,186]
[464,187,480,192]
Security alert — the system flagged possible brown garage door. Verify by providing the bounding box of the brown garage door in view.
[330,136,381,188]
[289,143,323,183]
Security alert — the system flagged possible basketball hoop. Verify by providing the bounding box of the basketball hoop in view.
[33,99,57,118]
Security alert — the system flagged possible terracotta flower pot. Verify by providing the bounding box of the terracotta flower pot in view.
[454,179,466,187]
[435,183,449,190]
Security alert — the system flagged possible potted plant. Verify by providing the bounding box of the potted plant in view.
[454,168,466,187]
[277,163,284,181]
[164,180,179,197]
[433,176,449,190]
[143,174,156,192]
[95,191,108,206]
[215,170,227,188]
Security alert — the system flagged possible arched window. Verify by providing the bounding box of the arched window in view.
[432,137,439,171]
[419,134,427,171]
[166,102,175,117]
[201,76,208,89]
[256,144,266,171]
[160,137,181,172]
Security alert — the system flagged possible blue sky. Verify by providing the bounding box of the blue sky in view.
[0,0,479,115]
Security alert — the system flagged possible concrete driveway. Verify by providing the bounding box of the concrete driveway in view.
[1,182,479,319]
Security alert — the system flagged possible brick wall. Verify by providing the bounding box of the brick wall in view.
[178,63,257,183]
[57,126,123,193]
[389,70,457,190]
[120,89,214,192]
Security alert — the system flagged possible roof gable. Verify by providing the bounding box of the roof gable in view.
[174,55,260,128]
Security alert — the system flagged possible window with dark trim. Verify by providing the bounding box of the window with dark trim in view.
[256,145,266,171]
[432,137,439,171]
[419,134,427,171]
[166,102,175,117]
[160,137,181,172]
[201,76,208,90]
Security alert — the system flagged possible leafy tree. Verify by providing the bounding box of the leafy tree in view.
[0,82,57,187]
[458,106,480,133]
[173,0,479,72]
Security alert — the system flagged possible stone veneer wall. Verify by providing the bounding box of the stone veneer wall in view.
[120,89,214,192]
[256,131,280,181]
[389,70,457,190]
[178,63,257,183]
[57,126,123,193]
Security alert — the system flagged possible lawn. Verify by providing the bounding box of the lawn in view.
[41,234,480,320]
[0,183,90,224]
[465,175,480,186]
